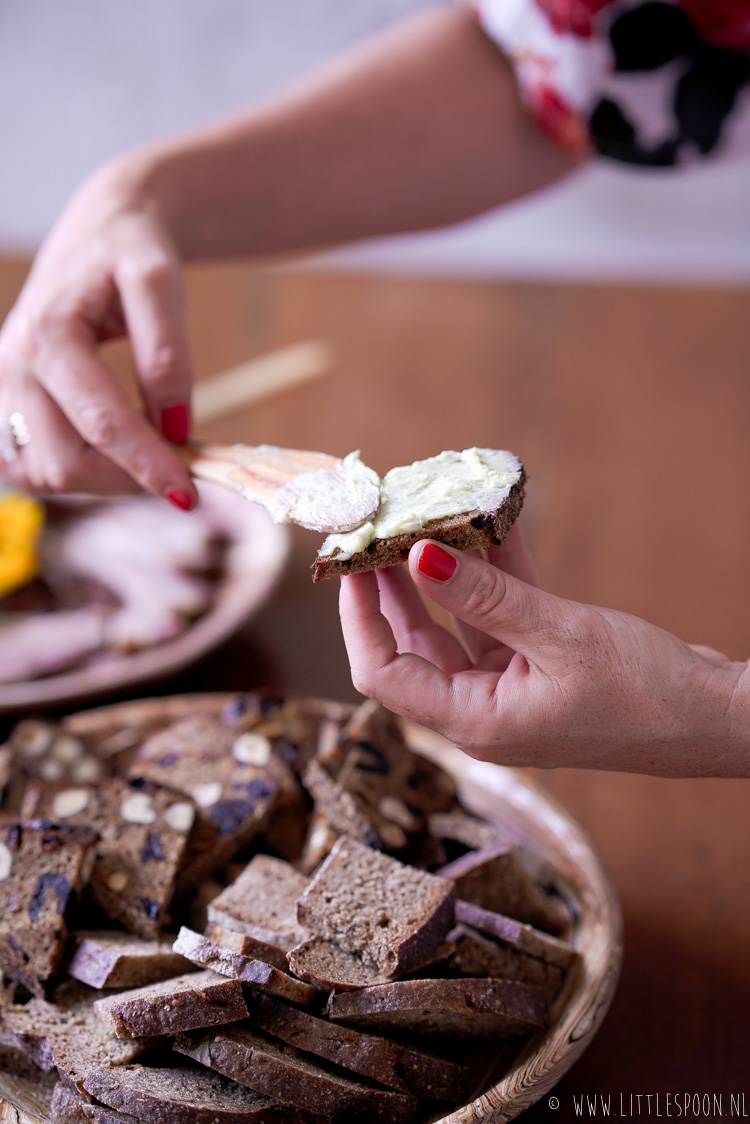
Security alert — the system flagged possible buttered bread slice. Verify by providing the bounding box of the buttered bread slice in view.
[312,447,524,581]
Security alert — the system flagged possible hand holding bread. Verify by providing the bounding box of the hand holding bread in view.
[339,523,750,778]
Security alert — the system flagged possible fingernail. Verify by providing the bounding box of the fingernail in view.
[418,542,458,582]
[161,403,190,444]
[164,487,194,511]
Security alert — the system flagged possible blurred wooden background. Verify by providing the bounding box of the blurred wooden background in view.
[2,255,750,1105]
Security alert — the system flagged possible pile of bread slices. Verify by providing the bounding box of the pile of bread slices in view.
[0,694,577,1124]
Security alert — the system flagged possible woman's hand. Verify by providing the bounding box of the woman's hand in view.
[0,158,198,507]
[339,525,750,777]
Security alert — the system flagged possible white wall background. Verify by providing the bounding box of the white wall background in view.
[1,0,748,284]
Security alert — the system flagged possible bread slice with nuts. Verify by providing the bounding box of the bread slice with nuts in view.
[21,777,196,938]
[0,821,98,995]
[1,719,107,814]
[302,700,456,855]
[128,716,281,895]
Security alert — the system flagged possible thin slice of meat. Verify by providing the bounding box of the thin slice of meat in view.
[0,607,105,683]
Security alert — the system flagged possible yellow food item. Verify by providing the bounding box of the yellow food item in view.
[0,492,45,598]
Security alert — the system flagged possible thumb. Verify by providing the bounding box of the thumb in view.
[409,539,579,670]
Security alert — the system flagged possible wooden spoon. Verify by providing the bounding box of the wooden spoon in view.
[181,443,381,533]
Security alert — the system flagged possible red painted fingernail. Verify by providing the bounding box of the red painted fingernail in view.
[164,487,194,511]
[418,542,458,582]
[161,403,190,444]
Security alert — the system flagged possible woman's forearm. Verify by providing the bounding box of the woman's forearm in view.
[111,5,580,261]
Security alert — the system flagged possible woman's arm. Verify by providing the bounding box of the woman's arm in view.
[140,4,578,258]
[0,5,580,501]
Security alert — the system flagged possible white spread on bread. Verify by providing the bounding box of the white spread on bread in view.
[271,451,381,533]
[319,447,522,559]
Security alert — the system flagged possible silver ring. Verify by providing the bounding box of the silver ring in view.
[0,412,30,463]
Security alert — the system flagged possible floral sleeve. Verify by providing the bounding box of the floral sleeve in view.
[471,0,750,165]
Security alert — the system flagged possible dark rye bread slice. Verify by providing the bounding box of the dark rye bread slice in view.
[173,927,318,1007]
[241,989,472,1100]
[82,1065,315,1124]
[51,1083,141,1124]
[0,820,98,995]
[82,1104,143,1124]
[50,1081,91,1124]
[67,932,193,990]
[296,835,455,977]
[206,855,312,955]
[52,1082,143,1124]
[312,469,525,581]
[286,937,395,992]
[437,843,569,936]
[2,981,161,1093]
[174,1026,417,1124]
[445,923,563,995]
[203,923,289,973]
[21,777,196,939]
[287,934,455,992]
[94,970,248,1038]
[454,900,578,969]
[328,976,548,1041]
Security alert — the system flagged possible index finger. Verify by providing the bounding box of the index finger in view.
[34,327,198,504]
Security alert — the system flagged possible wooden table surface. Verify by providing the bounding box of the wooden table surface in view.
[2,257,750,1116]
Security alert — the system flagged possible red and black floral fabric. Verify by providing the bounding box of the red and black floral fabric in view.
[474,0,750,164]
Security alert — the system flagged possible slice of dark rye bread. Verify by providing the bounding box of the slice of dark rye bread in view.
[286,934,455,993]
[202,923,289,974]
[2,981,162,1092]
[82,1065,322,1124]
[94,970,248,1038]
[52,1081,145,1124]
[445,923,563,995]
[312,468,525,581]
[436,843,569,936]
[173,927,318,1007]
[453,900,577,969]
[327,977,548,1041]
[67,932,192,990]
[174,1026,417,1124]
[296,836,455,977]
[240,989,472,1100]
[205,855,311,955]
